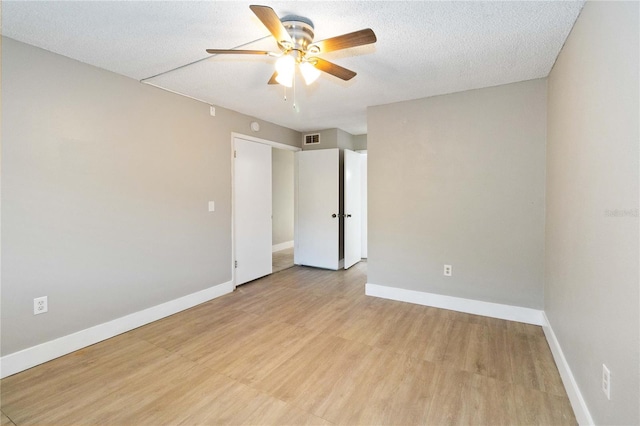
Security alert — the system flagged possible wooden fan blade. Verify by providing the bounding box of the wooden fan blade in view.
[268,72,279,85]
[311,58,357,81]
[310,28,377,54]
[206,49,271,55]
[249,5,292,46]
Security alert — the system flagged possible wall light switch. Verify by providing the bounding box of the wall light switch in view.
[208,201,215,212]
[209,106,216,116]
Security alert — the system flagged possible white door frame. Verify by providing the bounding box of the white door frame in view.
[343,149,362,269]
[357,150,368,259]
[230,132,301,288]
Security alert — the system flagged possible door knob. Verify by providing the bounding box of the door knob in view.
[346,214,352,218]
[332,214,337,218]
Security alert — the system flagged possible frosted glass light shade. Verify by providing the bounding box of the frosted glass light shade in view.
[300,61,321,85]
[275,55,295,87]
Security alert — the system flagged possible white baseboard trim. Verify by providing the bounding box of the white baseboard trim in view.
[365,283,545,326]
[0,280,234,379]
[542,313,594,426]
[272,241,294,252]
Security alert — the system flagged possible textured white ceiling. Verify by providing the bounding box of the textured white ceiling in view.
[2,1,584,135]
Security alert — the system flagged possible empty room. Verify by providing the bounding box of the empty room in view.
[1,1,638,425]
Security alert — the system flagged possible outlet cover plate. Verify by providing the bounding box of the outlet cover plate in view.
[34,296,48,315]
[444,264,452,276]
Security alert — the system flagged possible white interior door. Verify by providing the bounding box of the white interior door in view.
[234,137,272,285]
[360,152,368,258]
[344,149,362,269]
[295,149,339,270]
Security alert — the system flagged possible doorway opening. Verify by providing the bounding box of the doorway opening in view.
[232,133,300,287]
[232,133,368,287]
[271,147,295,273]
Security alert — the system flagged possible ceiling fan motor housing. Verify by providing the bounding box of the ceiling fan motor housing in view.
[280,15,318,55]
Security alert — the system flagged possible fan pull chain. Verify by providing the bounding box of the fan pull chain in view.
[293,69,297,111]
[292,67,299,113]
[279,67,299,112]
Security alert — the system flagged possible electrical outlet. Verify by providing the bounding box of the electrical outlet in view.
[34,296,48,315]
[444,264,452,276]
[602,364,611,400]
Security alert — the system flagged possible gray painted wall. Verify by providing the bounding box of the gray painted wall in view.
[545,2,639,424]
[368,79,547,309]
[353,135,367,151]
[336,129,356,151]
[1,38,300,356]
[272,148,294,246]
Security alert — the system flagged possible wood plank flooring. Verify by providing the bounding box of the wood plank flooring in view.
[272,247,294,273]
[1,263,576,425]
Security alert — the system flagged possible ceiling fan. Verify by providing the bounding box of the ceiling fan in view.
[205,5,377,87]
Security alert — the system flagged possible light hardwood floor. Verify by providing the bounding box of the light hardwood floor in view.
[1,263,576,425]
[273,247,294,273]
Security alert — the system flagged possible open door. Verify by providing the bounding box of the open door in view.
[295,149,340,270]
[344,149,362,269]
[234,137,272,285]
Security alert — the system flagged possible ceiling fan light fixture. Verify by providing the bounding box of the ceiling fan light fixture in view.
[275,54,295,87]
[300,61,321,85]
[206,6,377,89]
